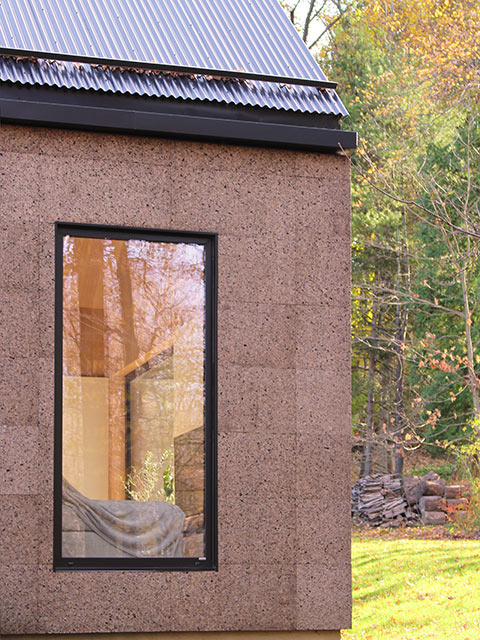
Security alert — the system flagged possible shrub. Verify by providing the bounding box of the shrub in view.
[124,448,174,502]
[452,433,480,531]
[409,463,454,482]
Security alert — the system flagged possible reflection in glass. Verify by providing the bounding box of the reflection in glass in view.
[61,235,206,558]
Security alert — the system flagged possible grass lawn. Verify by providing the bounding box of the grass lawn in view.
[342,532,480,640]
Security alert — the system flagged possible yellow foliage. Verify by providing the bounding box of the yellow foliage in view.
[364,0,480,99]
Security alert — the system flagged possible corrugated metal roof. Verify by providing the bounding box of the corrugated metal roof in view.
[0,0,347,116]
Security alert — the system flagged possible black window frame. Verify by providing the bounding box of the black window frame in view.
[54,221,217,571]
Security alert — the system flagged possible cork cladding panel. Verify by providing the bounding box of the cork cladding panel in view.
[0,125,351,634]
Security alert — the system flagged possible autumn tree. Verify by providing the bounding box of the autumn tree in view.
[320,0,480,474]
[281,0,351,50]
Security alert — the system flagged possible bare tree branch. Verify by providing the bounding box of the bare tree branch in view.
[345,155,480,241]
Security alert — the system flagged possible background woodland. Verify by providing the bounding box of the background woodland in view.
[282,0,480,481]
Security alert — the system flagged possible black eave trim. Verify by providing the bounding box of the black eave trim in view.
[0,82,357,152]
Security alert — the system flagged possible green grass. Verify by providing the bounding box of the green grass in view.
[342,534,480,640]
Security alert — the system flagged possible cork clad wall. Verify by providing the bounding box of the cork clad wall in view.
[0,124,351,634]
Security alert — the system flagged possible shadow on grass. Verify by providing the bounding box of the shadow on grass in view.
[347,537,480,640]
[352,541,480,602]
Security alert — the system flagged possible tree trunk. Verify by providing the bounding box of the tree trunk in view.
[459,264,480,420]
[394,211,410,475]
[114,242,140,366]
[363,283,379,477]
[302,0,316,43]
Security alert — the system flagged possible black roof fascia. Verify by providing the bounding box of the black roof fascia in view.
[0,82,357,152]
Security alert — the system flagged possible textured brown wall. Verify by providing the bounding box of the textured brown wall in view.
[3,632,341,640]
[0,124,351,635]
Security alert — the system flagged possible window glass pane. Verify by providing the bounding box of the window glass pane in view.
[61,234,206,559]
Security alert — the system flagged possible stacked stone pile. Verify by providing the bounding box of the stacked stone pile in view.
[352,474,421,527]
[412,472,469,525]
[352,470,469,527]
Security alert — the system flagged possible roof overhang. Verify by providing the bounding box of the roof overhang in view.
[0,82,357,153]
[0,46,339,90]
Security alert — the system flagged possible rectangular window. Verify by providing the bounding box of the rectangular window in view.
[54,222,217,570]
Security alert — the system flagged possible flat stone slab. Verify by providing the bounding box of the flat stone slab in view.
[424,481,445,497]
[403,476,426,506]
[446,498,468,509]
[421,511,447,525]
[445,485,463,499]
[419,496,445,512]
